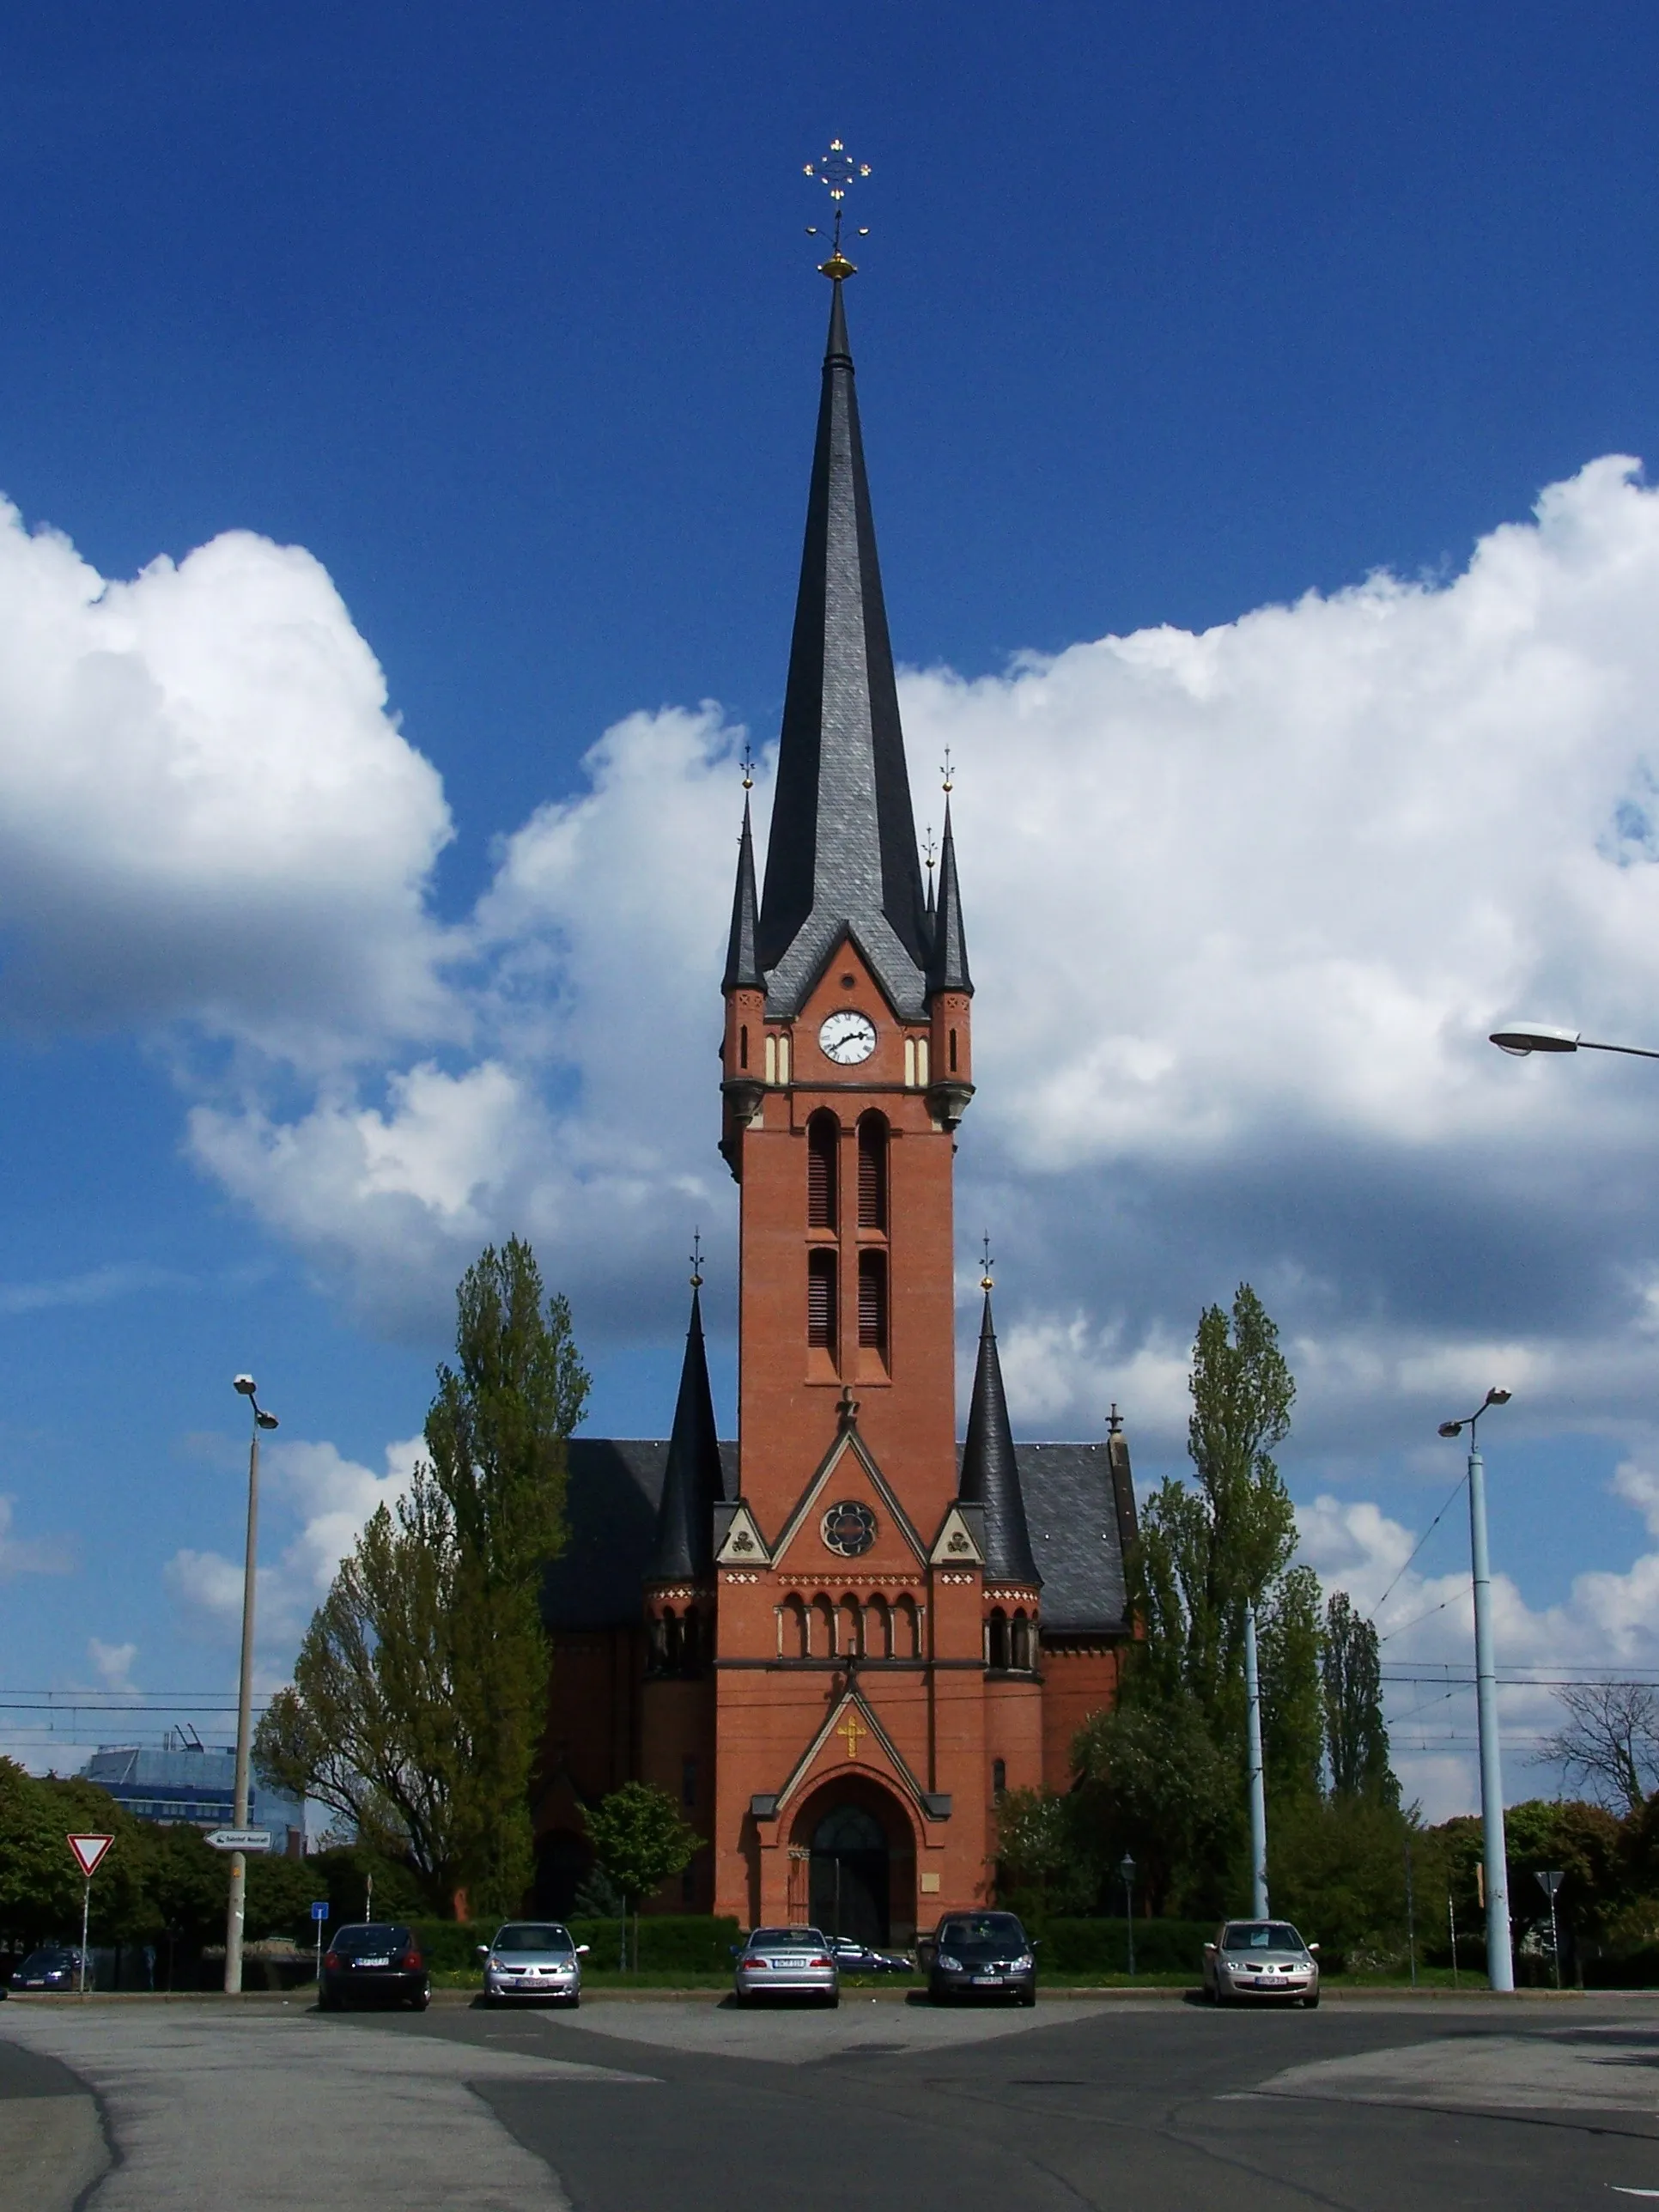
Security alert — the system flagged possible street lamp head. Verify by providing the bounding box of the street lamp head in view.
[1485,1388,1511,1407]
[1438,1420,1463,1438]
[255,1409,279,1431]
[233,1375,258,1396]
[1489,1024,1579,1057]
[1119,1853,1135,1881]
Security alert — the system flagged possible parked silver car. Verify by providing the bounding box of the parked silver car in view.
[477,1921,589,2007]
[1203,1919,1320,2007]
[732,1925,839,2007]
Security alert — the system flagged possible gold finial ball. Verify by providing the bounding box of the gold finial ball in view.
[980,1273,994,1291]
[818,249,857,281]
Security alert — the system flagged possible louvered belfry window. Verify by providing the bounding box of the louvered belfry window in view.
[808,1249,837,1350]
[807,1110,838,1229]
[857,1113,887,1229]
[858,1250,888,1357]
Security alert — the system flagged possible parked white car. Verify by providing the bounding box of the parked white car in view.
[1203,1919,1321,2007]
[477,1921,589,2007]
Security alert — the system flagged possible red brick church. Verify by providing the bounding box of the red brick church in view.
[538,264,1138,1945]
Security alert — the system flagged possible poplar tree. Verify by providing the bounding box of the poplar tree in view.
[1322,1590,1398,1803]
[258,1238,588,1918]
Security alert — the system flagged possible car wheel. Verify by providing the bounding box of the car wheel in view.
[1018,1990,1036,2008]
[566,1994,580,2010]
[1302,1991,1319,2009]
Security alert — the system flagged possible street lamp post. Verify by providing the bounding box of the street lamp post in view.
[1120,1854,1136,1978]
[1490,1024,1659,1064]
[225,1375,278,1996]
[1437,1386,1514,1993]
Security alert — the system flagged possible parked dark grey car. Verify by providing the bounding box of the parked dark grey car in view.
[923,1911,1036,2004]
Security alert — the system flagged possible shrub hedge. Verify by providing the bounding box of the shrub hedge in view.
[409,1915,741,1974]
[1040,1918,1213,1977]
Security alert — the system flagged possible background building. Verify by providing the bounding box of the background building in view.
[82,1730,307,1856]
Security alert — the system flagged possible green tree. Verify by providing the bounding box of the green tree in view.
[994,1786,1088,1918]
[1260,1564,1325,1808]
[1322,1590,1397,1803]
[1102,1285,1305,1910]
[1072,1700,1241,1917]
[582,1782,701,1966]
[258,1237,589,1918]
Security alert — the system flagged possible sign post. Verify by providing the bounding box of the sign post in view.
[1537,1869,1565,1990]
[66,1835,114,1997]
[311,1899,328,1991]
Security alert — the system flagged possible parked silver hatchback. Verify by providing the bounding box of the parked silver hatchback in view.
[732,1925,839,2007]
[478,1920,589,2007]
[1203,1918,1320,2007]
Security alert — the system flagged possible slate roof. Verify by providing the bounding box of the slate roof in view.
[544,1434,1131,1636]
[755,278,932,1021]
[644,1287,727,1583]
[925,801,971,997]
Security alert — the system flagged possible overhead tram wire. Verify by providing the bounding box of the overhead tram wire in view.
[1366,1468,1471,1627]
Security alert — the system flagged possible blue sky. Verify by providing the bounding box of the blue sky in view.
[3,1,1658,1816]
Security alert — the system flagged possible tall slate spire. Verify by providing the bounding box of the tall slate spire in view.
[926,799,971,996]
[723,794,763,992]
[645,1285,726,1582]
[756,279,930,1018]
[959,1291,1041,1587]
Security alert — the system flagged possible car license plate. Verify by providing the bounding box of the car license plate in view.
[972,1973,1001,1984]
[356,1957,392,1967]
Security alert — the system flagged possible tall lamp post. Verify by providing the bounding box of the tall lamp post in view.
[1243,1601,1269,1918]
[1120,1854,1136,1978]
[225,1374,278,1996]
[1436,1386,1514,1993]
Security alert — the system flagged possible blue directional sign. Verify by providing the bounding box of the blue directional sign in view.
[310,1900,329,1921]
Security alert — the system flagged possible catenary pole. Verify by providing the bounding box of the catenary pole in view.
[1468,1429,1513,1990]
[1243,1601,1269,1917]
[226,1376,276,1996]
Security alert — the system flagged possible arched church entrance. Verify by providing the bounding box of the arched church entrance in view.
[789,1778,918,1945]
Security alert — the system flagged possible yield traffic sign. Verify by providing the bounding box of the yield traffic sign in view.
[67,1833,113,1878]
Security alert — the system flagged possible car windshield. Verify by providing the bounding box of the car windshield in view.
[19,1949,76,1972]
[748,1929,827,1948]
[494,1923,574,1954]
[1223,1923,1305,1953]
[336,1925,411,1956]
[939,1915,1026,1959]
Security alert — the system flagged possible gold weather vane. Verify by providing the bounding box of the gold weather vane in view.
[923,821,937,892]
[803,137,871,278]
[940,747,955,797]
[690,1229,703,1290]
[740,744,755,791]
[981,1234,994,1293]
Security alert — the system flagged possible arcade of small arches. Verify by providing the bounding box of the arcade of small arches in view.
[776,1590,920,1659]
[769,1591,1040,1672]
[647,1601,714,1675]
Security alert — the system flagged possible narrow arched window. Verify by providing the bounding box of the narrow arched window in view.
[949,1028,958,1073]
[739,1024,749,1070]
[838,1595,862,1657]
[988,1608,1010,1670]
[857,1113,888,1229]
[993,1758,1006,1798]
[866,1595,891,1658]
[811,1594,835,1656]
[858,1250,888,1360]
[807,1109,838,1229]
[895,1595,920,1659]
[808,1249,837,1354]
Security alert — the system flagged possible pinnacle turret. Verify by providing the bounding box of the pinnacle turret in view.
[723,794,763,993]
[959,1290,1040,1587]
[926,799,971,997]
[645,1285,726,1583]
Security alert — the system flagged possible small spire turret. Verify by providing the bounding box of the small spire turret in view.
[958,1285,1040,1588]
[723,791,763,993]
[645,1270,726,1583]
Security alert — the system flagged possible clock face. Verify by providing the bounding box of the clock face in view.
[818,1010,877,1066]
[822,1499,878,1557]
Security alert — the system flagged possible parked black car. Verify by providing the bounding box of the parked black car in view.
[319,1923,429,2011]
[9,1947,87,1993]
[922,1911,1036,2004]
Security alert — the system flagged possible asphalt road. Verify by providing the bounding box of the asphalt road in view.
[8,1990,1659,2209]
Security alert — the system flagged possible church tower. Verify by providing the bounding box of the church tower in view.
[536,238,1136,1942]
[708,262,1038,1938]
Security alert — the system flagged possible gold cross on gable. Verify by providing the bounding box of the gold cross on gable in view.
[837,1710,867,1760]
